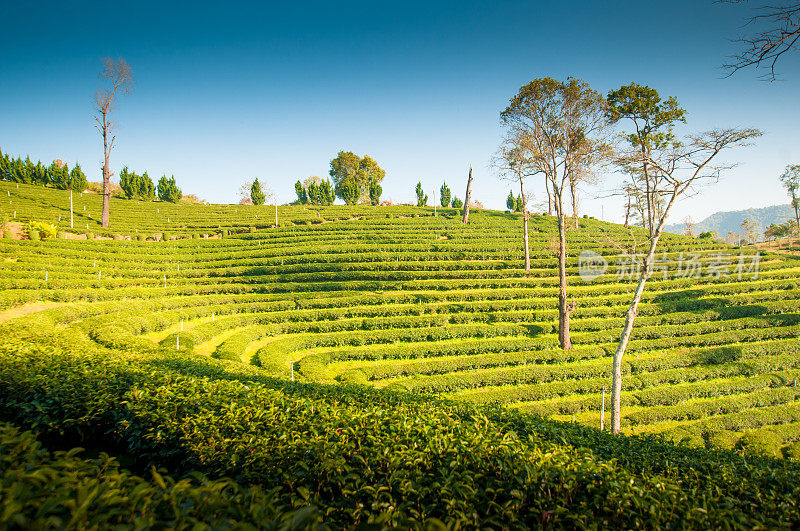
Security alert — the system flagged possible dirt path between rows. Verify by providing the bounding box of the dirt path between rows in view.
[0,301,62,323]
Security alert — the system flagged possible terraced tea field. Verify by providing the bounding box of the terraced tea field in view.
[2,181,800,527]
[3,181,800,454]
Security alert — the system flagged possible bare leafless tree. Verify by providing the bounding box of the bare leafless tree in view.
[238,181,253,204]
[462,166,473,224]
[683,216,696,237]
[608,127,762,434]
[722,1,800,80]
[94,58,133,228]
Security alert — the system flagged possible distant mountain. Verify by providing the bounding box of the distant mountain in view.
[664,204,795,239]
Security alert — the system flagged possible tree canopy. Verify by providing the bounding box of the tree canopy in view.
[369,180,382,205]
[500,76,611,350]
[607,83,686,237]
[295,177,335,206]
[439,183,451,207]
[157,175,182,203]
[329,151,385,204]
[119,167,155,200]
[780,164,800,231]
[0,149,87,192]
[415,182,428,207]
[250,179,266,206]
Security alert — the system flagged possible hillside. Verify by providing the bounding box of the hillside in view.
[2,181,800,527]
[664,203,795,238]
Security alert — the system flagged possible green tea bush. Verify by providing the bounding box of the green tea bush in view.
[2,181,800,525]
[0,422,319,529]
[1,333,799,528]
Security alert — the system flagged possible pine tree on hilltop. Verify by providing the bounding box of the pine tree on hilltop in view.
[69,164,88,192]
[415,182,428,207]
[440,183,451,207]
[369,180,382,205]
[157,175,182,203]
[251,178,266,206]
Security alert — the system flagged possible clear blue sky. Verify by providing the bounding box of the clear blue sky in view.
[1,0,798,223]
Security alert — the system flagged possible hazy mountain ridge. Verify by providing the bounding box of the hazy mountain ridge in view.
[664,204,795,237]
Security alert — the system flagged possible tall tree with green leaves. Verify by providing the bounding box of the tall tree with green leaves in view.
[251,178,266,206]
[10,158,27,183]
[780,164,800,233]
[415,182,428,207]
[369,180,382,205]
[94,57,133,228]
[294,181,308,204]
[501,77,611,348]
[329,151,386,204]
[329,151,360,192]
[69,164,88,193]
[360,155,385,200]
[140,172,154,200]
[0,148,9,181]
[506,191,516,211]
[48,161,69,189]
[119,167,154,200]
[440,183,451,207]
[119,166,137,198]
[606,83,761,434]
[33,161,49,185]
[337,178,360,205]
[296,177,336,205]
[318,180,335,205]
[606,83,686,237]
[157,175,182,203]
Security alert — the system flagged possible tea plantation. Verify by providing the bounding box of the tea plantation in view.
[2,181,800,528]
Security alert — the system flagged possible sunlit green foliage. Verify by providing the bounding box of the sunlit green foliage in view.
[1,184,800,526]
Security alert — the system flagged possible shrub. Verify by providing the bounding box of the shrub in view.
[26,221,57,239]
[0,422,316,528]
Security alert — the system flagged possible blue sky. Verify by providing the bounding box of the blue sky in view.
[1,0,798,223]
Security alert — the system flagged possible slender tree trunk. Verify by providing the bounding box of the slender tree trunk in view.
[624,192,631,228]
[519,176,530,271]
[101,112,110,228]
[545,175,553,215]
[610,195,676,434]
[641,147,654,237]
[554,189,573,350]
[570,178,579,229]
[462,166,473,224]
[793,194,800,235]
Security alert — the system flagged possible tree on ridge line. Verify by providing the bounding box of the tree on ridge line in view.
[500,77,612,349]
[94,57,133,228]
[606,81,762,434]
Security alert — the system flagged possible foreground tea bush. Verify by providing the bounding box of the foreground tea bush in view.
[0,422,320,529]
[1,330,799,528]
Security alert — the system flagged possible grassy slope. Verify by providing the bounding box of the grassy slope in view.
[2,181,800,527]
